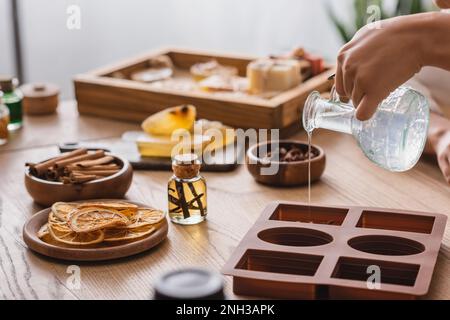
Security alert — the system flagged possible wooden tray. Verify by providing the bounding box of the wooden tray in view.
[74,48,334,137]
[222,202,447,300]
[23,201,168,261]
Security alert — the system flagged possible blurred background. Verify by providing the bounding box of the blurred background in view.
[0,0,436,98]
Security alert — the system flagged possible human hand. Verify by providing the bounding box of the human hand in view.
[335,13,436,121]
[431,130,450,184]
[434,0,450,9]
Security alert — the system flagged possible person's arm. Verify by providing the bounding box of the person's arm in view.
[426,112,450,184]
[423,13,450,71]
[336,11,450,121]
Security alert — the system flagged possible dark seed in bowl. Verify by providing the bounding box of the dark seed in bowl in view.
[262,145,319,163]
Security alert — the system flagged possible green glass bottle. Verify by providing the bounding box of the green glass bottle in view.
[0,92,10,145]
[0,76,23,131]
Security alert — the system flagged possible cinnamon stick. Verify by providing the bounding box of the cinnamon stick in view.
[28,149,122,185]
[46,167,59,181]
[61,177,71,184]
[62,175,100,184]
[54,150,105,168]
[73,175,97,184]
[68,173,98,184]
[73,156,114,168]
[66,164,119,171]
[29,148,87,176]
[70,170,119,176]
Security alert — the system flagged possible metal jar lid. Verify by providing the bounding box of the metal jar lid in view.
[154,268,224,300]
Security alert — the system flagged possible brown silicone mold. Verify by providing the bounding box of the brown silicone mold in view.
[222,202,447,300]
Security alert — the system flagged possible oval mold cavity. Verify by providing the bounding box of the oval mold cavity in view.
[258,227,333,247]
[348,235,425,256]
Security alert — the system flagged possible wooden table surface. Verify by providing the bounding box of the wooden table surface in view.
[0,101,448,300]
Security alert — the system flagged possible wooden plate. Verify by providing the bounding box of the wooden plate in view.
[23,201,168,261]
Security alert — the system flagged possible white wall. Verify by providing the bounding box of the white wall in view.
[0,0,16,76]
[15,0,354,98]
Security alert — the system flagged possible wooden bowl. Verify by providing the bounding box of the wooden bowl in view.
[246,140,326,187]
[25,155,133,206]
[23,200,168,261]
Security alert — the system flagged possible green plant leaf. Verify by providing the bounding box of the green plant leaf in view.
[365,0,391,23]
[396,0,424,15]
[395,0,405,15]
[354,0,369,30]
[410,0,423,13]
[328,0,428,44]
[372,0,390,20]
[326,5,353,43]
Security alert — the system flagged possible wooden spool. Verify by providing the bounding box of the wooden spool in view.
[21,83,60,115]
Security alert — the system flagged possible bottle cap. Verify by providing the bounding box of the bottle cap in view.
[154,268,224,300]
[0,75,14,93]
[172,153,201,179]
[173,153,200,165]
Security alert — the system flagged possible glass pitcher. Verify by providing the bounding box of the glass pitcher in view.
[302,86,429,172]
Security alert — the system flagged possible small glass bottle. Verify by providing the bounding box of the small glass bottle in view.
[303,86,429,172]
[0,76,23,130]
[0,92,10,145]
[168,154,207,225]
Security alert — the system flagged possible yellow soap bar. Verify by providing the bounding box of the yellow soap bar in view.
[124,119,236,158]
[247,59,302,94]
[137,133,212,158]
[195,119,236,151]
[122,131,211,158]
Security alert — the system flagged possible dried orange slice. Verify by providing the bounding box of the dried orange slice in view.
[118,208,139,218]
[77,201,138,211]
[40,201,164,247]
[37,223,49,239]
[51,202,78,221]
[48,210,70,228]
[68,207,129,233]
[127,208,165,228]
[48,214,72,233]
[48,223,104,246]
[104,224,156,242]
[49,222,72,232]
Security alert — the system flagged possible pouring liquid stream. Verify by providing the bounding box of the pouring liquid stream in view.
[307,132,312,222]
